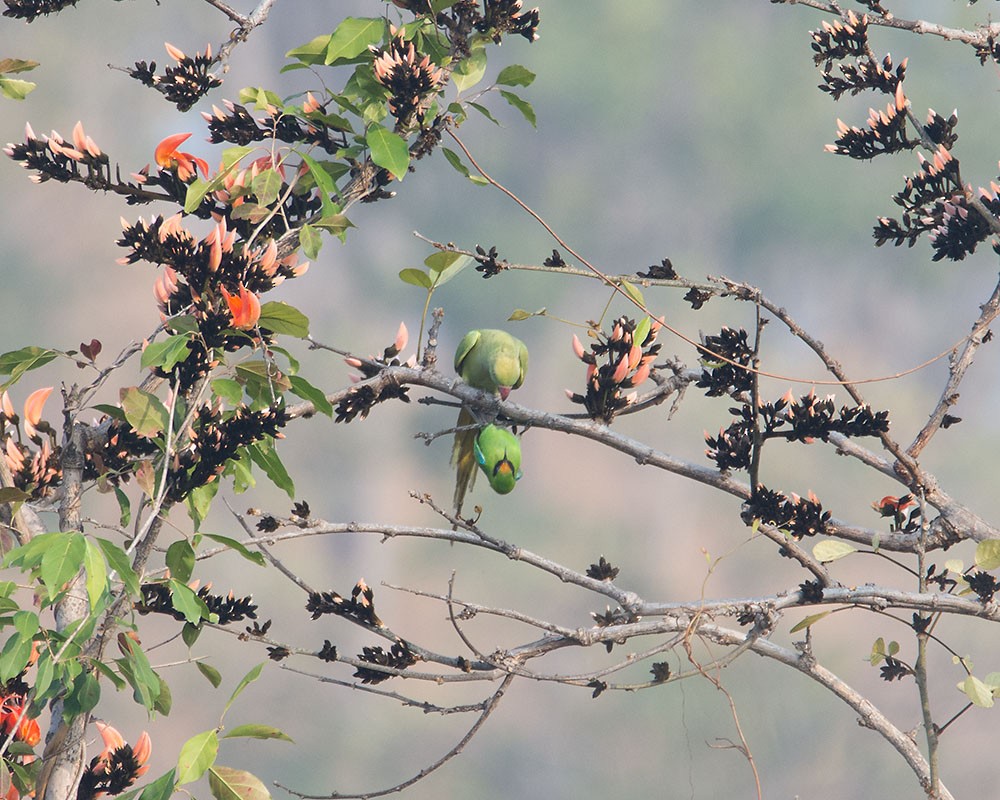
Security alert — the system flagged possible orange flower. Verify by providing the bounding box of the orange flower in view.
[220,284,261,330]
[23,387,53,439]
[154,133,209,182]
[93,722,151,776]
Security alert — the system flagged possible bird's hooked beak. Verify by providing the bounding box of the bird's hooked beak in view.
[498,386,511,400]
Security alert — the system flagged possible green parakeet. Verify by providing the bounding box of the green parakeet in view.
[474,424,522,495]
[452,329,528,515]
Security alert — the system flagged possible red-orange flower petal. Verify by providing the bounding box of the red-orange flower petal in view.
[23,387,53,439]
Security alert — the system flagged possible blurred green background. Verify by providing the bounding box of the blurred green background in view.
[4,2,1000,797]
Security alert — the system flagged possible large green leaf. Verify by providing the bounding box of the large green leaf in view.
[366,125,409,179]
[208,766,270,800]
[176,730,219,785]
[40,532,86,601]
[324,17,386,64]
[259,302,310,338]
[496,64,536,87]
[120,387,169,438]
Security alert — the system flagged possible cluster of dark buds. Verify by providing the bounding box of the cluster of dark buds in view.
[872,142,998,262]
[636,258,677,280]
[777,388,890,443]
[338,323,413,423]
[586,555,620,582]
[307,579,383,627]
[810,11,869,71]
[587,679,608,698]
[4,121,115,191]
[911,613,932,634]
[167,403,288,501]
[798,580,825,603]
[567,316,661,423]
[819,53,906,102]
[2,0,77,21]
[742,485,831,540]
[354,640,418,684]
[650,662,671,683]
[475,0,540,43]
[825,85,914,160]
[696,326,754,398]
[203,98,346,156]
[86,419,161,489]
[879,655,913,682]
[76,723,151,800]
[543,249,567,267]
[136,582,258,624]
[925,563,958,593]
[371,29,446,131]
[967,570,1000,604]
[127,43,222,112]
[473,244,507,278]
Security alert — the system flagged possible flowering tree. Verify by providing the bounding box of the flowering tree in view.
[3,2,1000,799]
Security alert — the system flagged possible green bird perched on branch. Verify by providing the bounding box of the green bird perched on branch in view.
[452,329,528,517]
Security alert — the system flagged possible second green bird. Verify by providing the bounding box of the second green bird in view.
[452,329,529,515]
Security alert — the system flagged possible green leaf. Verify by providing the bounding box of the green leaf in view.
[812,540,857,563]
[91,659,126,691]
[211,378,244,406]
[83,540,108,608]
[138,770,177,800]
[366,125,409,179]
[975,539,1000,570]
[113,487,132,528]
[789,611,831,633]
[619,279,645,308]
[96,538,141,597]
[140,336,191,372]
[0,611,37,682]
[224,662,264,717]
[197,661,223,688]
[184,178,213,215]
[452,45,487,93]
[0,78,36,101]
[167,580,211,625]
[324,17,387,64]
[961,675,995,708]
[154,674,172,715]
[62,670,101,718]
[869,637,887,665]
[288,375,333,418]
[286,34,333,65]
[312,213,354,241]
[40,532,86,601]
[200,534,266,567]
[120,387,169,438]
[251,169,282,206]
[467,102,500,126]
[0,487,30,504]
[208,766,270,800]
[177,730,219,785]
[223,724,293,743]
[165,540,195,584]
[0,346,58,389]
[248,442,295,498]
[424,250,463,273]
[117,636,161,711]
[496,64,536,87]
[182,622,202,650]
[499,89,536,127]
[441,147,472,179]
[0,59,39,75]
[186,481,220,531]
[259,302,310,338]
[296,151,340,218]
[509,308,544,321]
[431,255,470,287]
[399,268,432,289]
